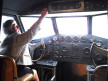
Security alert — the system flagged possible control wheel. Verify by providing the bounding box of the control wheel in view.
[33,39,46,62]
[91,42,107,66]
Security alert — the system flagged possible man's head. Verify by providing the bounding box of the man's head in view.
[3,20,19,35]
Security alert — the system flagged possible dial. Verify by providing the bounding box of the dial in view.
[59,36,64,42]
[73,36,79,42]
[83,47,90,54]
[89,36,95,42]
[96,41,102,47]
[66,36,72,42]
[62,47,68,52]
[53,36,58,41]
[81,36,87,42]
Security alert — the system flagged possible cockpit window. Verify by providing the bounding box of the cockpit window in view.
[92,15,108,39]
[56,17,88,35]
[21,17,55,39]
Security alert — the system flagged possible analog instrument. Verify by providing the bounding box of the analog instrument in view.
[59,36,64,42]
[73,36,79,42]
[53,36,58,41]
[65,36,72,42]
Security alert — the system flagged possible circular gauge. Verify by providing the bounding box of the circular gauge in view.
[89,36,95,42]
[83,47,90,54]
[73,36,79,42]
[53,36,58,41]
[96,41,102,47]
[62,47,68,52]
[81,36,87,42]
[47,39,52,45]
[59,36,64,42]
[65,36,72,42]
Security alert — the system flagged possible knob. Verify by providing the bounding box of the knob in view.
[83,47,90,54]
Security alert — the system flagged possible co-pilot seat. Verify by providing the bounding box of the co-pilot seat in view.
[0,55,34,81]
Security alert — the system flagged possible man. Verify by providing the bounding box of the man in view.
[0,8,48,81]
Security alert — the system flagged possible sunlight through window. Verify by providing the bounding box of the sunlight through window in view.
[92,15,108,39]
[56,17,87,35]
[21,17,55,39]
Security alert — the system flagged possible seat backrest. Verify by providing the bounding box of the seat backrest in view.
[0,55,17,81]
[93,65,108,81]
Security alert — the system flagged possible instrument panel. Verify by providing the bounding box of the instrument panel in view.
[30,34,107,65]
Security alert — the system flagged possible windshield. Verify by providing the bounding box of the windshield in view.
[56,17,88,35]
[21,17,55,39]
[92,15,108,39]
[20,11,108,39]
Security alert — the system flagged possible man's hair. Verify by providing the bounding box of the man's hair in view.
[3,19,14,35]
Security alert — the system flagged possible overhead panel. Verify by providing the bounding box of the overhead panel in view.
[48,1,84,13]
[48,0,107,13]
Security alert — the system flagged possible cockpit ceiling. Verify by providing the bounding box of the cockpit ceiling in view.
[2,0,46,14]
[2,0,107,15]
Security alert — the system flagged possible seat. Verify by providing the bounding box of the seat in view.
[93,65,107,81]
[0,55,34,81]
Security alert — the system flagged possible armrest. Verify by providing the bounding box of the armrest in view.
[18,73,34,81]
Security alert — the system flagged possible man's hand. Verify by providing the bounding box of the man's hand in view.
[41,8,48,18]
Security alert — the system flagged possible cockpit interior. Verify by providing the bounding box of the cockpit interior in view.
[0,0,108,81]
